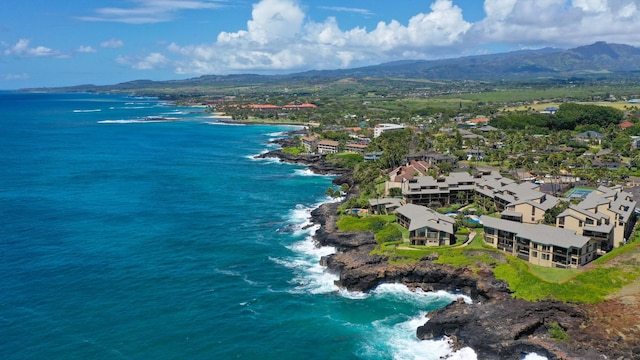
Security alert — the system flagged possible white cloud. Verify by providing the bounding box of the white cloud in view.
[318,6,373,16]
[164,0,470,75]
[3,39,61,57]
[117,52,170,70]
[4,72,29,80]
[101,39,124,48]
[471,0,640,48]
[117,0,640,77]
[79,0,225,24]
[573,0,608,13]
[76,45,97,53]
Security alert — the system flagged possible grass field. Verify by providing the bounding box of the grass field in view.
[505,101,640,112]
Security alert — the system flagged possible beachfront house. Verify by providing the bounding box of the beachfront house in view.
[395,204,457,246]
[481,216,598,269]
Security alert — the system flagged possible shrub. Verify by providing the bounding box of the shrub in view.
[337,215,387,233]
[548,322,569,341]
[376,224,403,244]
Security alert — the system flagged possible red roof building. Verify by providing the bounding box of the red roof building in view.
[619,121,634,129]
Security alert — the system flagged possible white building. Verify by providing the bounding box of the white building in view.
[374,123,406,138]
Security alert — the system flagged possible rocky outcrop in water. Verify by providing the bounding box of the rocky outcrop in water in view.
[255,149,352,177]
[309,201,613,359]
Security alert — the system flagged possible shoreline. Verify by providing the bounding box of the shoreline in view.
[262,132,636,360]
[218,117,310,127]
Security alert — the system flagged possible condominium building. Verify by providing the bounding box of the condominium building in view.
[556,185,637,251]
[481,216,598,269]
[316,140,340,154]
[396,204,457,246]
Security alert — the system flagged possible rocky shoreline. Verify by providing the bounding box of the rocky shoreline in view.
[258,137,638,360]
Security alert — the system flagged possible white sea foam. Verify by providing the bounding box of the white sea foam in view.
[250,155,282,164]
[293,168,338,177]
[73,109,102,113]
[522,353,548,360]
[266,131,288,137]
[270,201,344,295]
[360,311,478,360]
[204,121,245,126]
[97,119,165,124]
[371,284,473,305]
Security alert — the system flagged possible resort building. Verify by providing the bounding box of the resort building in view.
[556,185,637,251]
[481,216,598,269]
[401,171,559,217]
[364,151,383,161]
[316,140,340,154]
[406,150,457,166]
[402,172,478,208]
[395,204,457,246]
[300,135,318,152]
[369,198,403,215]
[345,143,368,154]
[374,123,407,138]
[475,176,561,224]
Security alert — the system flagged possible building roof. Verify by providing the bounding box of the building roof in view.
[396,203,455,234]
[575,131,604,139]
[369,198,403,209]
[619,121,634,129]
[317,140,340,147]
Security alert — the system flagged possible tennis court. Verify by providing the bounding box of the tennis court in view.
[565,187,594,200]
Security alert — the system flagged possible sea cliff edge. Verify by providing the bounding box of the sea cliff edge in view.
[256,136,638,360]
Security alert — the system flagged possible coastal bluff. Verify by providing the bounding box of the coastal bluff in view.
[311,202,634,360]
[257,137,639,359]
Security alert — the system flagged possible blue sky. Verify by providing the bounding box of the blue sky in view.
[1,0,639,88]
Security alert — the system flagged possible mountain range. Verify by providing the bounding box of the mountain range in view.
[42,42,640,92]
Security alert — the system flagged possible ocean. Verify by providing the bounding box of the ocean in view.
[0,92,538,359]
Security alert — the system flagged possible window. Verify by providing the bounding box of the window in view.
[542,254,550,260]
[532,251,538,257]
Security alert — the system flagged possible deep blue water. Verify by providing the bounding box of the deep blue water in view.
[0,92,477,360]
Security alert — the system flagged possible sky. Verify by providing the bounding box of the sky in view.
[1,0,640,88]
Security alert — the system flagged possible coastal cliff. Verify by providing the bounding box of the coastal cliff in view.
[311,202,591,359]
[259,137,640,360]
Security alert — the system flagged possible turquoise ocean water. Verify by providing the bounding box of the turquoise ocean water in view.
[0,92,481,359]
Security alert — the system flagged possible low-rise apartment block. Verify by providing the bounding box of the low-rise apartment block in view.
[396,204,457,246]
[556,185,637,251]
[481,216,598,269]
[316,140,340,154]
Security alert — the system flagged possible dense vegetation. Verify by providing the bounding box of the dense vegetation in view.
[490,103,625,131]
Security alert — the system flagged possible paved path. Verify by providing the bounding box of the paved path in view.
[460,229,476,247]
